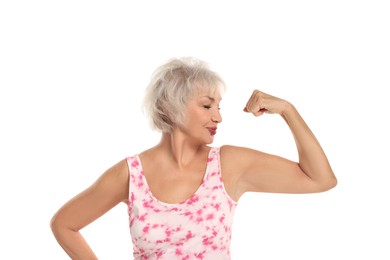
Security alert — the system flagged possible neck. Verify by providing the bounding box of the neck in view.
[157,131,206,169]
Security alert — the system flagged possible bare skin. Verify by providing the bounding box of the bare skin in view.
[50,89,337,259]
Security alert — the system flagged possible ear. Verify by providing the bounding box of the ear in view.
[159,101,174,125]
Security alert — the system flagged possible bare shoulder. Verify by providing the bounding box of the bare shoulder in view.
[93,159,130,203]
[220,145,268,200]
[220,144,265,154]
[220,144,246,159]
[98,159,129,183]
[220,145,268,166]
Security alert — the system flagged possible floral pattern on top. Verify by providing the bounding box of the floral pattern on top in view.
[126,147,237,260]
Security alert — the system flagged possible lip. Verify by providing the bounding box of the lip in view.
[207,127,217,136]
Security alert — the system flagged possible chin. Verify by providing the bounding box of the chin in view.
[205,137,215,144]
[193,134,214,145]
[197,139,213,145]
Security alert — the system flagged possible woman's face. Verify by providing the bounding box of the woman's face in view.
[177,87,222,144]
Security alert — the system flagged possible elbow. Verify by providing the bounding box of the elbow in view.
[50,211,80,239]
[50,212,68,238]
[327,169,338,190]
[50,214,60,236]
[328,178,338,190]
[319,176,338,192]
[331,176,338,189]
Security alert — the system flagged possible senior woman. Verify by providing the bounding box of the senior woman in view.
[50,57,337,259]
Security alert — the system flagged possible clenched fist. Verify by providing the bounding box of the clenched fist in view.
[243,90,291,116]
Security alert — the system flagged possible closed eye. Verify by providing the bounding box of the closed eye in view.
[203,105,221,111]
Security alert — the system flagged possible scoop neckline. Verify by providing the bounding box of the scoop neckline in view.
[135,147,216,206]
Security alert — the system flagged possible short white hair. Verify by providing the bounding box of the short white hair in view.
[143,57,225,133]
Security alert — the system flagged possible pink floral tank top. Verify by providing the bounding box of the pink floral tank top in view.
[126,147,237,260]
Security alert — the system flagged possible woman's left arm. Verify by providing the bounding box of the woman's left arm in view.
[224,90,337,198]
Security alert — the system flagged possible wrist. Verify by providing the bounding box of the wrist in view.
[280,101,295,117]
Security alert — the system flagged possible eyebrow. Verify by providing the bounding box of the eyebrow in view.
[201,96,221,102]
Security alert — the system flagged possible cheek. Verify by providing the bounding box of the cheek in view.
[186,108,204,120]
[182,105,210,126]
[195,111,210,124]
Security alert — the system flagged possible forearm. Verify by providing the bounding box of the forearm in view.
[281,103,337,189]
[52,226,98,260]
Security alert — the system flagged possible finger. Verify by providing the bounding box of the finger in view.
[246,91,260,113]
[245,90,257,108]
[245,105,266,116]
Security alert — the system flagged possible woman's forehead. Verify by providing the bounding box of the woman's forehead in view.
[194,90,222,101]
[193,82,223,99]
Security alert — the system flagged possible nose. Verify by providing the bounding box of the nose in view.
[212,110,222,123]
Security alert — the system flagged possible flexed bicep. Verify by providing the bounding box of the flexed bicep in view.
[221,145,324,196]
[239,149,321,194]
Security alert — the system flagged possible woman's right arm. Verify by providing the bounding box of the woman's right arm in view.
[50,159,130,259]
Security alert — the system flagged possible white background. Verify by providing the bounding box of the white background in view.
[1,0,389,259]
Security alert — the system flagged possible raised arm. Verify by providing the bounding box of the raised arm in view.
[221,90,337,200]
[50,159,129,259]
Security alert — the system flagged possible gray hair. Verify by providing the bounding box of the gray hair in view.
[143,57,225,133]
